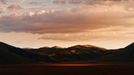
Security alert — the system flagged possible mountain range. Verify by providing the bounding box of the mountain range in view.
[0,42,134,64]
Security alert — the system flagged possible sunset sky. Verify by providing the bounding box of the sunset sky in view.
[0,0,134,49]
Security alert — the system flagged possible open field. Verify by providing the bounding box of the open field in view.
[0,64,134,75]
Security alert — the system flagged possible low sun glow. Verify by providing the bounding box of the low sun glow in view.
[0,0,133,49]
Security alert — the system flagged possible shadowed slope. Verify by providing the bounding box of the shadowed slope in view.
[100,42,134,62]
[29,45,109,62]
[0,42,44,64]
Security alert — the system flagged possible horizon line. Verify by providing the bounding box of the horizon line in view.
[0,41,133,50]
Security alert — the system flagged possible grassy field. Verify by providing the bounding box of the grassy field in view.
[0,64,134,75]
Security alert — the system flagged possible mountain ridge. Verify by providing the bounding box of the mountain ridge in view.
[0,41,134,64]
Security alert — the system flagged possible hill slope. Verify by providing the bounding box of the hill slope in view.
[0,42,134,64]
[0,42,43,64]
[100,43,134,62]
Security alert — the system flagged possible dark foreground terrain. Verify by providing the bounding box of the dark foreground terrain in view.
[0,64,134,75]
[0,42,134,75]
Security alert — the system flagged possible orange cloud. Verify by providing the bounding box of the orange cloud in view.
[0,4,133,34]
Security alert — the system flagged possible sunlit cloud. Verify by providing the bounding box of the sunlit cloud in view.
[0,4,134,33]
[7,4,23,10]
[0,0,7,4]
[0,0,134,49]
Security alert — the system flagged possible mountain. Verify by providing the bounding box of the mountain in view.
[0,41,134,64]
[100,42,134,62]
[0,42,51,64]
[28,45,109,62]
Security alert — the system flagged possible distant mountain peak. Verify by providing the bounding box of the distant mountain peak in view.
[52,46,63,49]
[69,45,95,48]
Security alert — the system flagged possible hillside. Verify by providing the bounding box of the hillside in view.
[0,41,134,64]
[0,42,45,64]
[100,43,134,62]
[28,45,111,62]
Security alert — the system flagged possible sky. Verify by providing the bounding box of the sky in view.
[0,0,134,49]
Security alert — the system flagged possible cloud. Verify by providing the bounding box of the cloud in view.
[7,4,23,10]
[38,25,134,42]
[0,1,134,34]
[0,11,3,14]
[0,0,7,4]
[52,0,130,5]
